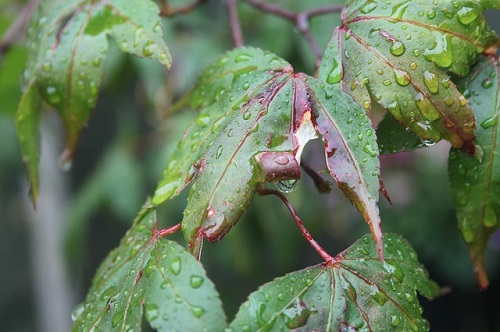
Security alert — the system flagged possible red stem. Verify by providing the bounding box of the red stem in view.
[159,0,208,17]
[156,222,182,238]
[257,186,334,263]
[227,0,244,47]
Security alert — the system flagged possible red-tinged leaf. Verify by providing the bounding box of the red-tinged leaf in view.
[319,0,499,151]
[153,47,382,259]
[16,0,171,202]
[303,77,383,259]
[71,206,226,331]
[230,234,439,331]
[449,55,500,289]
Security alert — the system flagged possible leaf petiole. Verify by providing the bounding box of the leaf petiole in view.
[257,185,335,263]
[155,222,182,238]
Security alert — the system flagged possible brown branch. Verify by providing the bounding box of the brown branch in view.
[227,0,244,47]
[159,0,208,17]
[243,0,343,72]
[0,0,39,62]
[257,185,335,263]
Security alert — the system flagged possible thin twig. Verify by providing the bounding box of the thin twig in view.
[300,160,333,194]
[226,0,244,47]
[243,0,343,73]
[257,185,335,263]
[0,0,39,62]
[159,0,208,17]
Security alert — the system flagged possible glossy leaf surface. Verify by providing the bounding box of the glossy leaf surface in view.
[152,47,382,258]
[319,0,498,151]
[16,0,171,202]
[449,55,500,289]
[229,234,438,331]
[71,207,225,331]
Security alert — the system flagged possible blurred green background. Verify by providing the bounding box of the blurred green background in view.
[1,0,500,331]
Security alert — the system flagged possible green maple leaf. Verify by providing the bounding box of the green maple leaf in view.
[153,47,383,258]
[449,55,500,289]
[15,0,171,203]
[319,0,498,152]
[71,206,225,331]
[229,234,439,331]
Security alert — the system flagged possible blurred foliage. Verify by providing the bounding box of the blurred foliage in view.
[1,0,500,331]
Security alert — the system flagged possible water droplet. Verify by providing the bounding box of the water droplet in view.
[415,92,440,121]
[283,299,311,329]
[235,53,252,62]
[393,69,410,86]
[383,261,405,283]
[45,86,61,104]
[242,82,250,90]
[423,70,439,94]
[145,303,159,321]
[483,205,497,227]
[482,78,493,89]
[191,305,205,318]
[371,288,388,306]
[363,100,371,109]
[444,96,455,106]
[42,61,52,72]
[327,59,341,84]
[276,179,298,193]
[481,114,497,129]
[170,257,181,275]
[427,9,436,19]
[424,33,453,68]
[277,293,285,301]
[391,315,401,327]
[376,69,383,75]
[363,142,377,157]
[142,41,155,57]
[196,113,210,127]
[390,41,406,56]
[360,2,377,13]
[243,111,251,120]
[457,6,479,25]
[458,95,467,107]
[409,62,417,70]
[383,79,392,86]
[190,275,204,288]
[216,146,223,159]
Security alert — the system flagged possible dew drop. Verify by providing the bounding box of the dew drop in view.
[327,59,341,84]
[424,33,453,68]
[191,305,205,318]
[409,62,417,70]
[391,315,401,327]
[45,86,61,105]
[383,79,392,86]
[457,6,479,25]
[415,92,440,121]
[360,2,377,14]
[190,275,204,288]
[216,145,223,159]
[112,312,123,328]
[169,257,181,275]
[390,41,406,56]
[363,100,371,109]
[481,114,497,129]
[42,61,52,72]
[363,142,377,157]
[393,69,410,86]
[196,113,210,128]
[371,288,388,306]
[423,70,439,94]
[427,9,436,19]
[243,111,251,120]
[235,53,252,62]
[482,78,493,89]
[276,179,298,193]
[242,82,250,90]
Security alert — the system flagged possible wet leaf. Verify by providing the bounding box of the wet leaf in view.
[152,47,382,258]
[319,0,498,152]
[16,0,171,202]
[448,55,500,289]
[71,206,225,331]
[229,233,439,331]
